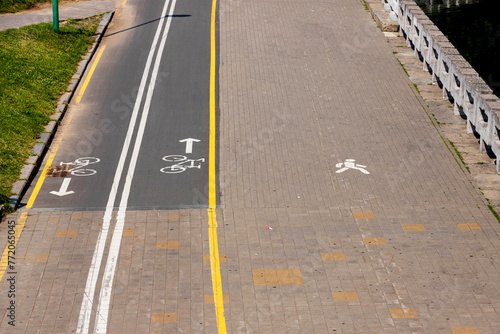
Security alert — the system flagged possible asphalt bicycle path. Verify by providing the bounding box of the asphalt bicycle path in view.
[22,0,215,211]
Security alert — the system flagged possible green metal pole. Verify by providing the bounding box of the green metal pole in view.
[52,0,59,33]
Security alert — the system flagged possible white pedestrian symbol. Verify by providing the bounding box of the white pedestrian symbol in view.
[335,159,370,174]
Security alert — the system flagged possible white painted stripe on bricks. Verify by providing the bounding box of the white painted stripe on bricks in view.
[93,1,179,333]
[76,0,174,332]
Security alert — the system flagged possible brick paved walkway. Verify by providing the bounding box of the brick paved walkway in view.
[2,0,500,333]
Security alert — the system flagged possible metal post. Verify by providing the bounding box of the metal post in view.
[52,0,59,33]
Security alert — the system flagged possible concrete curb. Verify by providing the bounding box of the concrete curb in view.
[8,11,114,210]
[365,0,399,32]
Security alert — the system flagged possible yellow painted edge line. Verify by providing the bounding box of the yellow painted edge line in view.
[26,108,68,208]
[25,150,56,209]
[76,45,106,103]
[122,0,128,5]
[0,212,28,282]
[208,0,226,332]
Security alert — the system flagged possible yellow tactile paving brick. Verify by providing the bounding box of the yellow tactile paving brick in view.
[402,224,426,231]
[156,241,179,249]
[203,254,227,263]
[332,292,359,302]
[71,213,82,219]
[457,223,482,231]
[151,313,178,323]
[390,308,419,318]
[253,269,304,285]
[168,215,180,219]
[204,294,230,304]
[451,327,480,334]
[21,254,49,263]
[122,229,135,236]
[363,238,387,245]
[49,217,60,222]
[55,230,79,237]
[321,252,346,261]
[352,212,376,219]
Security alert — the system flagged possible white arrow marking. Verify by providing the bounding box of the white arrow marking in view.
[50,178,75,196]
[179,138,200,154]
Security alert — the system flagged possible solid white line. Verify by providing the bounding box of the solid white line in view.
[76,0,173,332]
[93,1,179,333]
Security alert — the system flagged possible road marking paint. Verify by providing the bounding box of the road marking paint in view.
[26,124,68,208]
[0,212,27,282]
[208,0,227,331]
[352,211,376,219]
[49,177,75,196]
[335,159,370,174]
[93,1,179,332]
[55,230,79,237]
[332,292,360,302]
[179,137,200,154]
[76,0,174,332]
[390,308,419,319]
[151,313,178,323]
[76,45,106,104]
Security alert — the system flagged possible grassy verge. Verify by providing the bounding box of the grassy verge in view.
[0,17,101,215]
[0,0,50,14]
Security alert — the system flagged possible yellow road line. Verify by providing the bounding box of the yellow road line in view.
[208,0,227,332]
[26,128,66,209]
[26,151,57,209]
[76,45,106,103]
[0,212,28,282]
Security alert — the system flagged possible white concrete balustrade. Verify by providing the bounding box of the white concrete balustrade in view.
[392,0,500,172]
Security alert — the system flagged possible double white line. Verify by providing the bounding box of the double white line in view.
[76,0,178,332]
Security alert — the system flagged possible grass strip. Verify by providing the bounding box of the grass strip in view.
[0,17,101,214]
[0,0,50,14]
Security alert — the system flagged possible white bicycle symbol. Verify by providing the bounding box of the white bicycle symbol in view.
[60,157,100,176]
[160,155,205,174]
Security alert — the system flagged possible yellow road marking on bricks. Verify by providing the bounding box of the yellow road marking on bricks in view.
[390,308,419,318]
[253,269,304,286]
[204,254,227,263]
[207,0,226,331]
[20,254,49,263]
[0,212,28,282]
[402,224,426,231]
[76,45,106,103]
[151,313,178,323]
[156,241,179,249]
[205,294,230,304]
[451,327,480,334]
[332,292,359,302]
[55,230,79,237]
[122,229,135,236]
[321,252,346,261]
[457,223,481,231]
[363,237,387,245]
[352,212,376,219]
